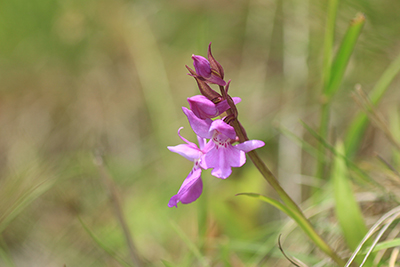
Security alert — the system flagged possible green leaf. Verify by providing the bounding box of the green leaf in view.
[236,193,293,217]
[322,0,339,90]
[361,238,400,254]
[238,193,346,266]
[332,141,367,251]
[325,13,365,98]
[345,52,400,158]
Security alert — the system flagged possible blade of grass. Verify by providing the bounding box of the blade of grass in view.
[389,107,400,166]
[236,193,292,216]
[94,154,143,267]
[0,178,55,234]
[351,85,400,151]
[0,237,16,267]
[277,125,327,161]
[325,13,365,98]
[359,238,400,254]
[317,13,365,179]
[125,7,178,147]
[332,141,368,251]
[345,51,400,157]
[78,217,132,267]
[169,220,209,267]
[237,193,346,266]
[301,121,382,187]
[316,0,339,181]
[345,206,400,267]
[301,120,385,190]
[321,0,339,91]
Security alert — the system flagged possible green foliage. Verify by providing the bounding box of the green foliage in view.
[325,13,365,98]
[1,0,400,266]
[332,142,367,250]
[345,52,400,158]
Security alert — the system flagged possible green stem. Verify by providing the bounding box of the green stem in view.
[228,113,345,266]
[316,101,331,179]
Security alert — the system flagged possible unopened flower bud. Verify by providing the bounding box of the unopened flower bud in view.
[192,55,212,78]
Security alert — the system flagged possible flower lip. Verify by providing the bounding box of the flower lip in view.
[168,168,203,207]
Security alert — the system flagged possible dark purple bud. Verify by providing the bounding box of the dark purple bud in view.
[186,65,222,101]
[192,55,212,78]
[206,73,226,86]
[207,43,224,79]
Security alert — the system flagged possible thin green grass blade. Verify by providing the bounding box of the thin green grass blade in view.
[169,220,208,267]
[301,120,384,188]
[316,0,339,181]
[325,13,365,98]
[361,238,400,254]
[0,178,55,234]
[345,53,400,158]
[322,0,339,90]
[317,12,364,179]
[0,237,16,267]
[236,193,293,217]
[78,217,132,267]
[332,141,368,251]
[237,193,345,266]
[277,125,327,161]
[390,107,400,165]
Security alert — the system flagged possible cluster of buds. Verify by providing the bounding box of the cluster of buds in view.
[168,43,264,208]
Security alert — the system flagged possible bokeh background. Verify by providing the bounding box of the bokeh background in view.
[2,0,400,266]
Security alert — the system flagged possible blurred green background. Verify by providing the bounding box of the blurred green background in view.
[1,0,400,266]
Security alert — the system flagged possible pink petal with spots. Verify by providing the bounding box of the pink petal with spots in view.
[209,120,236,140]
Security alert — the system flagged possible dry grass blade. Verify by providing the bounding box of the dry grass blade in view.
[352,85,400,151]
[94,152,144,267]
[278,235,309,267]
[345,206,400,267]
[376,154,400,178]
[389,247,399,267]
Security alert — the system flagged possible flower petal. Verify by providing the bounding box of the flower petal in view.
[226,145,246,167]
[197,135,207,151]
[209,120,236,140]
[168,168,203,208]
[232,97,242,105]
[182,107,212,138]
[168,144,201,161]
[206,74,226,86]
[234,140,265,152]
[203,147,230,179]
[188,95,218,119]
